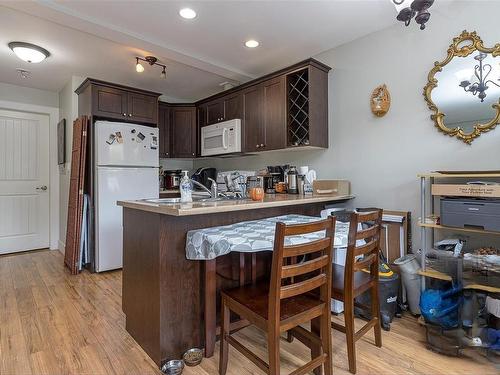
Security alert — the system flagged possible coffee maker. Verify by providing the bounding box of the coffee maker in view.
[265,165,289,194]
[191,167,217,190]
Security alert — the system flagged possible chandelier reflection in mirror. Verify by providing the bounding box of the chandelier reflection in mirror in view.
[392,0,434,30]
[458,53,500,102]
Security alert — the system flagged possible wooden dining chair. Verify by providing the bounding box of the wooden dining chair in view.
[331,209,383,374]
[219,217,336,375]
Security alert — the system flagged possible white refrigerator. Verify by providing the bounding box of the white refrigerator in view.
[95,121,159,272]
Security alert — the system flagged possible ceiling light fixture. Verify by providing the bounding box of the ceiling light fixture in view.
[459,53,500,102]
[8,41,50,63]
[135,56,167,79]
[392,0,434,30]
[245,40,259,48]
[179,8,196,19]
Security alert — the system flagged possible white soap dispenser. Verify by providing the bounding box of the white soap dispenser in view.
[180,170,193,203]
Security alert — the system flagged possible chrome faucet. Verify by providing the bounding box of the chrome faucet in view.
[190,179,212,196]
[190,178,224,199]
[207,177,218,198]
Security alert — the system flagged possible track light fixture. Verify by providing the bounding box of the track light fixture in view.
[135,56,167,79]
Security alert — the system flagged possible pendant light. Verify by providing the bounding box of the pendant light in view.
[392,0,434,30]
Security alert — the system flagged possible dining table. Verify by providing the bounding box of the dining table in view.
[185,214,351,358]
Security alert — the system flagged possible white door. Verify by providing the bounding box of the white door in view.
[0,109,50,254]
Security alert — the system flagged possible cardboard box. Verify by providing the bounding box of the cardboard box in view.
[432,184,500,198]
[312,180,350,195]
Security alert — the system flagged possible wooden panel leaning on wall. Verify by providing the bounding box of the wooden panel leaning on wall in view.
[64,116,89,275]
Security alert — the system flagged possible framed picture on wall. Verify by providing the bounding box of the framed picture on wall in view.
[57,119,66,165]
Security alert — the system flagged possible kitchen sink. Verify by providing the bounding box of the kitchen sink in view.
[142,196,248,204]
[142,198,183,204]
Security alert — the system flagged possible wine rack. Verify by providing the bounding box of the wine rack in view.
[287,68,310,146]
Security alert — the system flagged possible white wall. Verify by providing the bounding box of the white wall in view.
[195,1,500,250]
[0,83,60,250]
[58,76,84,252]
[0,82,59,107]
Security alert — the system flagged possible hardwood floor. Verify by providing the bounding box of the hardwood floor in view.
[0,249,497,375]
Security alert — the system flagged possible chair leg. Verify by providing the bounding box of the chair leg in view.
[311,317,323,375]
[321,309,333,375]
[219,299,230,375]
[344,298,357,374]
[267,329,281,375]
[371,284,382,348]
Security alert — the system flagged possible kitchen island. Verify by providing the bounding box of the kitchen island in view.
[117,193,353,366]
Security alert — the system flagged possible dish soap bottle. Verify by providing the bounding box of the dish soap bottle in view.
[180,170,192,203]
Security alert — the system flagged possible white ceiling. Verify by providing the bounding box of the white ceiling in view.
[0,1,452,100]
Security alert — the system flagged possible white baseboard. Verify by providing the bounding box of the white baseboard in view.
[57,240,66,254]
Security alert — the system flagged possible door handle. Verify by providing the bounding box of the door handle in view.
[222,128,228,149]
[36,185,48,191]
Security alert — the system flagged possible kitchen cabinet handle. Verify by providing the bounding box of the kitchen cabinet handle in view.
[256,144,260,148]
[260,143,264,147]
[128,114,132,117]
[122,113,127,116]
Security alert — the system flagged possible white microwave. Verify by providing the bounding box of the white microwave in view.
[201,119,242,156]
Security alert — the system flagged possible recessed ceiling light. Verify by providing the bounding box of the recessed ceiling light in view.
[245,40,259,48]
[8,42,50,63]
[179,8,196,19]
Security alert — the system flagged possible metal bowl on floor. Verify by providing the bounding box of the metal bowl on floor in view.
[161,360,184,375]
[182,348,203,366]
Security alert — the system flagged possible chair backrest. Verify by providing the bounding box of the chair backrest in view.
[268,217,336,326]
[344,209,383,288]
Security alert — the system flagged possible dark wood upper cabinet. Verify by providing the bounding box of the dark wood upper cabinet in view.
[242,85,264,153]
[262,76,286,151]
[206,100,224,125]
[127,92,158,124]
[223,93,242,121]
[197,105,206,156]
[92,85,128,120]
[202,92,242,126]
[196,58,331,154]
[76,78,161,126]
[171,106,197,158]
[158,103,171,158]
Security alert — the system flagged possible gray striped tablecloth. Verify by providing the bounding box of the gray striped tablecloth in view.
[185,214,350,260]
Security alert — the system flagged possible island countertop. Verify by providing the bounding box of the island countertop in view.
[117,193,354,216]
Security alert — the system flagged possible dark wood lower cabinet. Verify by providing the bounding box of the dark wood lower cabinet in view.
[121,202,333,366]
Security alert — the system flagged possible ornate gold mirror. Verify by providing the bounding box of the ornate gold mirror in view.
[424,30,500,144]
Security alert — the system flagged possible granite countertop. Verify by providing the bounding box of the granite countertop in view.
[117,193,354,216]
